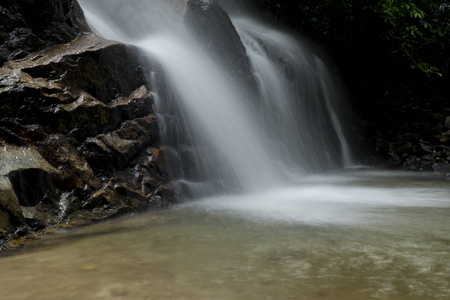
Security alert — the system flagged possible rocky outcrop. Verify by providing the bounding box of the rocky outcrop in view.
[0,0,89,65]
[0,1,173,251]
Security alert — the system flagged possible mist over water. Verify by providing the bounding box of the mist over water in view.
[185,170,450,227]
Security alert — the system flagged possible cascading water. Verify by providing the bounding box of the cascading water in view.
[78,0,354,197]
[230,16,354,171]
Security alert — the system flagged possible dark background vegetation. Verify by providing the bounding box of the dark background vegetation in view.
[256,0,450,168]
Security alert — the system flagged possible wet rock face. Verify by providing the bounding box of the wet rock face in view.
[0,0,89,63]
[0,1,173,248]
[7,168,57,207]
[0,146,59,236]
[1,35,149,120]
[185,0,256,90]
[0,176,25,234]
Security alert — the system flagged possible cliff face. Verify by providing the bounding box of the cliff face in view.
[0,0,173,250]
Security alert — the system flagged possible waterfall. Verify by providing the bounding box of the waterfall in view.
[78,0,354,197]
[231,16,353,171]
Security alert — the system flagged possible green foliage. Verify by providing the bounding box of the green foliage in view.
[256,0,449,78]
[371,0,450,77]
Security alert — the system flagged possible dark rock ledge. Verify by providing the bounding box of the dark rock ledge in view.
[0,1,174,252]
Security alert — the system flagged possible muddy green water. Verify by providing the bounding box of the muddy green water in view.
[1,170,449,300]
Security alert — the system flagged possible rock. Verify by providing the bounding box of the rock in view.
[419,140,433,153]
[21,207,46,230]
[0,177,26,234]
[150,147,170,177]
[0,0,89,65]
[185,0,256,90]
[432,163,450,175]
[82,184,122,210]
[82,115,159,170]
[82,146,175,212]
[445,116,450,129]
[0,34,150,124]
[0,146,58,176]
[8,168,58,207]
[0,146,61,209]
[150,183,176,208]
[0,146,66,234]
[37,135,101,191]
[440,130,450,143]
